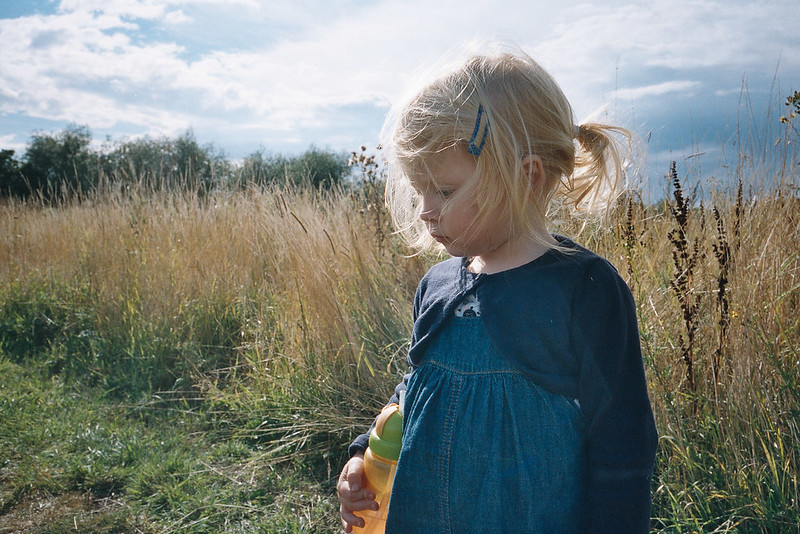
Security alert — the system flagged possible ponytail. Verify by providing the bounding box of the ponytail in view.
[559,122,634,216]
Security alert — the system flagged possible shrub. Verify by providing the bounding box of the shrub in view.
[18,124,98,199]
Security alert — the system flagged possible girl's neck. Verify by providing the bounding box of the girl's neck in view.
[467,233,557,275]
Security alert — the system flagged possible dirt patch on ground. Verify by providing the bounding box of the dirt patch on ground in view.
[0,491,126,533]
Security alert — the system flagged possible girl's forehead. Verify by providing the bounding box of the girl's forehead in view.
[406,146,477,187]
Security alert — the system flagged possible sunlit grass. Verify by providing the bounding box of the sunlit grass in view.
[1,131,798,530]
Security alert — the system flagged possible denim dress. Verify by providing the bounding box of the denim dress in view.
[385,295,586,533]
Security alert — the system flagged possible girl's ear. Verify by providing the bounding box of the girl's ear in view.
[522,154,544,188]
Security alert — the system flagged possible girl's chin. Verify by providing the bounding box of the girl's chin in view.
[441,242,468,258]
[431,234,471,258]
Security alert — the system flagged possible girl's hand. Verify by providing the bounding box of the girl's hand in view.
[337,452,378,532]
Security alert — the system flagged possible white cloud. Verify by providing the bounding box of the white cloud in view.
[0,134,27,155]
[57,0,168,20]
[56,0,260,20]
[0,9,186,121]
[0,0,798,161]
[714,87,747,98]
[520,0,800,128]
[163,9,191,24]
[615,81,701,101]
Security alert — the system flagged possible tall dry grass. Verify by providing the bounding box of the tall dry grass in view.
[1,134,798,530]
[1,181,427,456]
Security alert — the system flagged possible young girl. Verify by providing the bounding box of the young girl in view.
[337,43,658,533]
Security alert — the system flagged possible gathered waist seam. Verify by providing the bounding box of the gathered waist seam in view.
[419,358,525,377]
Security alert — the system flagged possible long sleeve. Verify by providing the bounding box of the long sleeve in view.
[348,374,411,457]
[573,260,658,533]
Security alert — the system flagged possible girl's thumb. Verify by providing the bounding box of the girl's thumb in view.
[348,459,364,491]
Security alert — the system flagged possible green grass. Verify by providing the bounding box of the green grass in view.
[1,148,799,531]
[0,357,340,532]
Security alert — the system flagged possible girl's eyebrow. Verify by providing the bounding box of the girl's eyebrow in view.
[407,176,429,194]
[408,171,434,188]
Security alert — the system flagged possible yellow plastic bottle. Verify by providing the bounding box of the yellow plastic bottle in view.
[353,402,403,534]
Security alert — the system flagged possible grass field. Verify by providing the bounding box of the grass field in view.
[1,139,799,532]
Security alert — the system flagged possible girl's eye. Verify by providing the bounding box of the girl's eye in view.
[439,189,454,198]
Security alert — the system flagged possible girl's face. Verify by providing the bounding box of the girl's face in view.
[410,146,513,270]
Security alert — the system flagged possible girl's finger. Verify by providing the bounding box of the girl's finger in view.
[340,506,366,529]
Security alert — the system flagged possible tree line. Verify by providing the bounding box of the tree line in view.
[0,124,353,199]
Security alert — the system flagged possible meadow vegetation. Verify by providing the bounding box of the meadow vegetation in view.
[1,117,799,531]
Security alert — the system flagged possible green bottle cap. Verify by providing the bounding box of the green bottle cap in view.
[368,403,403,461]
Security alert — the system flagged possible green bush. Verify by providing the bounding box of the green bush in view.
[100,130,231,193]
[1,126,352,199]
[0,149,22,196]
[235,145,350,189]
[17,124,98,199]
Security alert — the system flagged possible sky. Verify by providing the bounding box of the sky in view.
[1,0,799,197]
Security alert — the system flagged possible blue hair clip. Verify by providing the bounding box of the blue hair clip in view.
[466,104,489,157]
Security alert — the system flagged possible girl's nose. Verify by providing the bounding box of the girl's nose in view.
[420,194,440,222]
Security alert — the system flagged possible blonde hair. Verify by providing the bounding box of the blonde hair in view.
[382,43,636,253]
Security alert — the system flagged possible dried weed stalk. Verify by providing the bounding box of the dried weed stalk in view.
[667,161,704,401]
